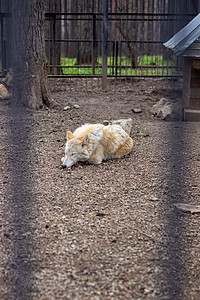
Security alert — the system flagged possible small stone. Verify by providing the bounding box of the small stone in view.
[103,120,110,125]
[63,106,71,111]
[144,287,153,294]
[109,118,133,135]
[96,212,106,217]
[73,104,80,109]
[150,196,159,201]
[3,232,10,238]
[132,108,142,113]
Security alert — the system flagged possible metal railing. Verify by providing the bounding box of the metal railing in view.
[0,0,198,84]
[44,11,195,83]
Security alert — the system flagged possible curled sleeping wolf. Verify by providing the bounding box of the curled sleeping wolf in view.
[62,123,133,168]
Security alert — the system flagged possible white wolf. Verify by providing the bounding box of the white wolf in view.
[61,123,133,168]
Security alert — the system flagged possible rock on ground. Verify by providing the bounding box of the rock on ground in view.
[150,97,182,121]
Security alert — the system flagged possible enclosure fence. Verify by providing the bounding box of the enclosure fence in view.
[0,0,199,85]
[43,0,198,84]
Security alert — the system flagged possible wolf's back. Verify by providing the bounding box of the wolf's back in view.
[74,123,104,139]
[100,124,133,158]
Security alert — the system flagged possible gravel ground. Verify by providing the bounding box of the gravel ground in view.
[0,78,200,300]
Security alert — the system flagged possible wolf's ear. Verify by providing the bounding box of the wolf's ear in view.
[66,131,74,141]
[82,134,88,146]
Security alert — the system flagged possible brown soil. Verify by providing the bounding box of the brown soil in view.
[0,78,200,299]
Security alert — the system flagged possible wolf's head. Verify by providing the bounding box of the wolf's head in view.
[62,131,89,168]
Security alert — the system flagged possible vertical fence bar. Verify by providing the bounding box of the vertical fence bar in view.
[102,0,108,89]
[114,0,117,77]
[112,41,114,75]
[0,0,1,74]
[108,0,112,76]
[92,13,96,75]
[52,15,56,75]
[135,0,139,76]
[115,40,118,75]
[1,13,4,75]
[5,0,11,73]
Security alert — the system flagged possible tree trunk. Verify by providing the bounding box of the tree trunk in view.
[10,0,58,109]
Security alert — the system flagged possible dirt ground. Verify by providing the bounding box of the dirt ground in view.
[0,78,200,299]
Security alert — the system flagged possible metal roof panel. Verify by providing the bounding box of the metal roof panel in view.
[164,13,200,55]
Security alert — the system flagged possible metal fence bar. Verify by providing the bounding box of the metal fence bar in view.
[0,8,11,75]
[0,13,4,75]
[92,13,96,75]
[4,0,11,72]
[102,0,108,89]
[52,15,56,75]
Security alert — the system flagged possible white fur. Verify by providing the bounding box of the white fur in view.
[62,123,133,168]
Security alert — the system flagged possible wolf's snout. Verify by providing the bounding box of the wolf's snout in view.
[62,164,66,169]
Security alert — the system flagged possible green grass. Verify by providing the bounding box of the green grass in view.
[61,55,177,76]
